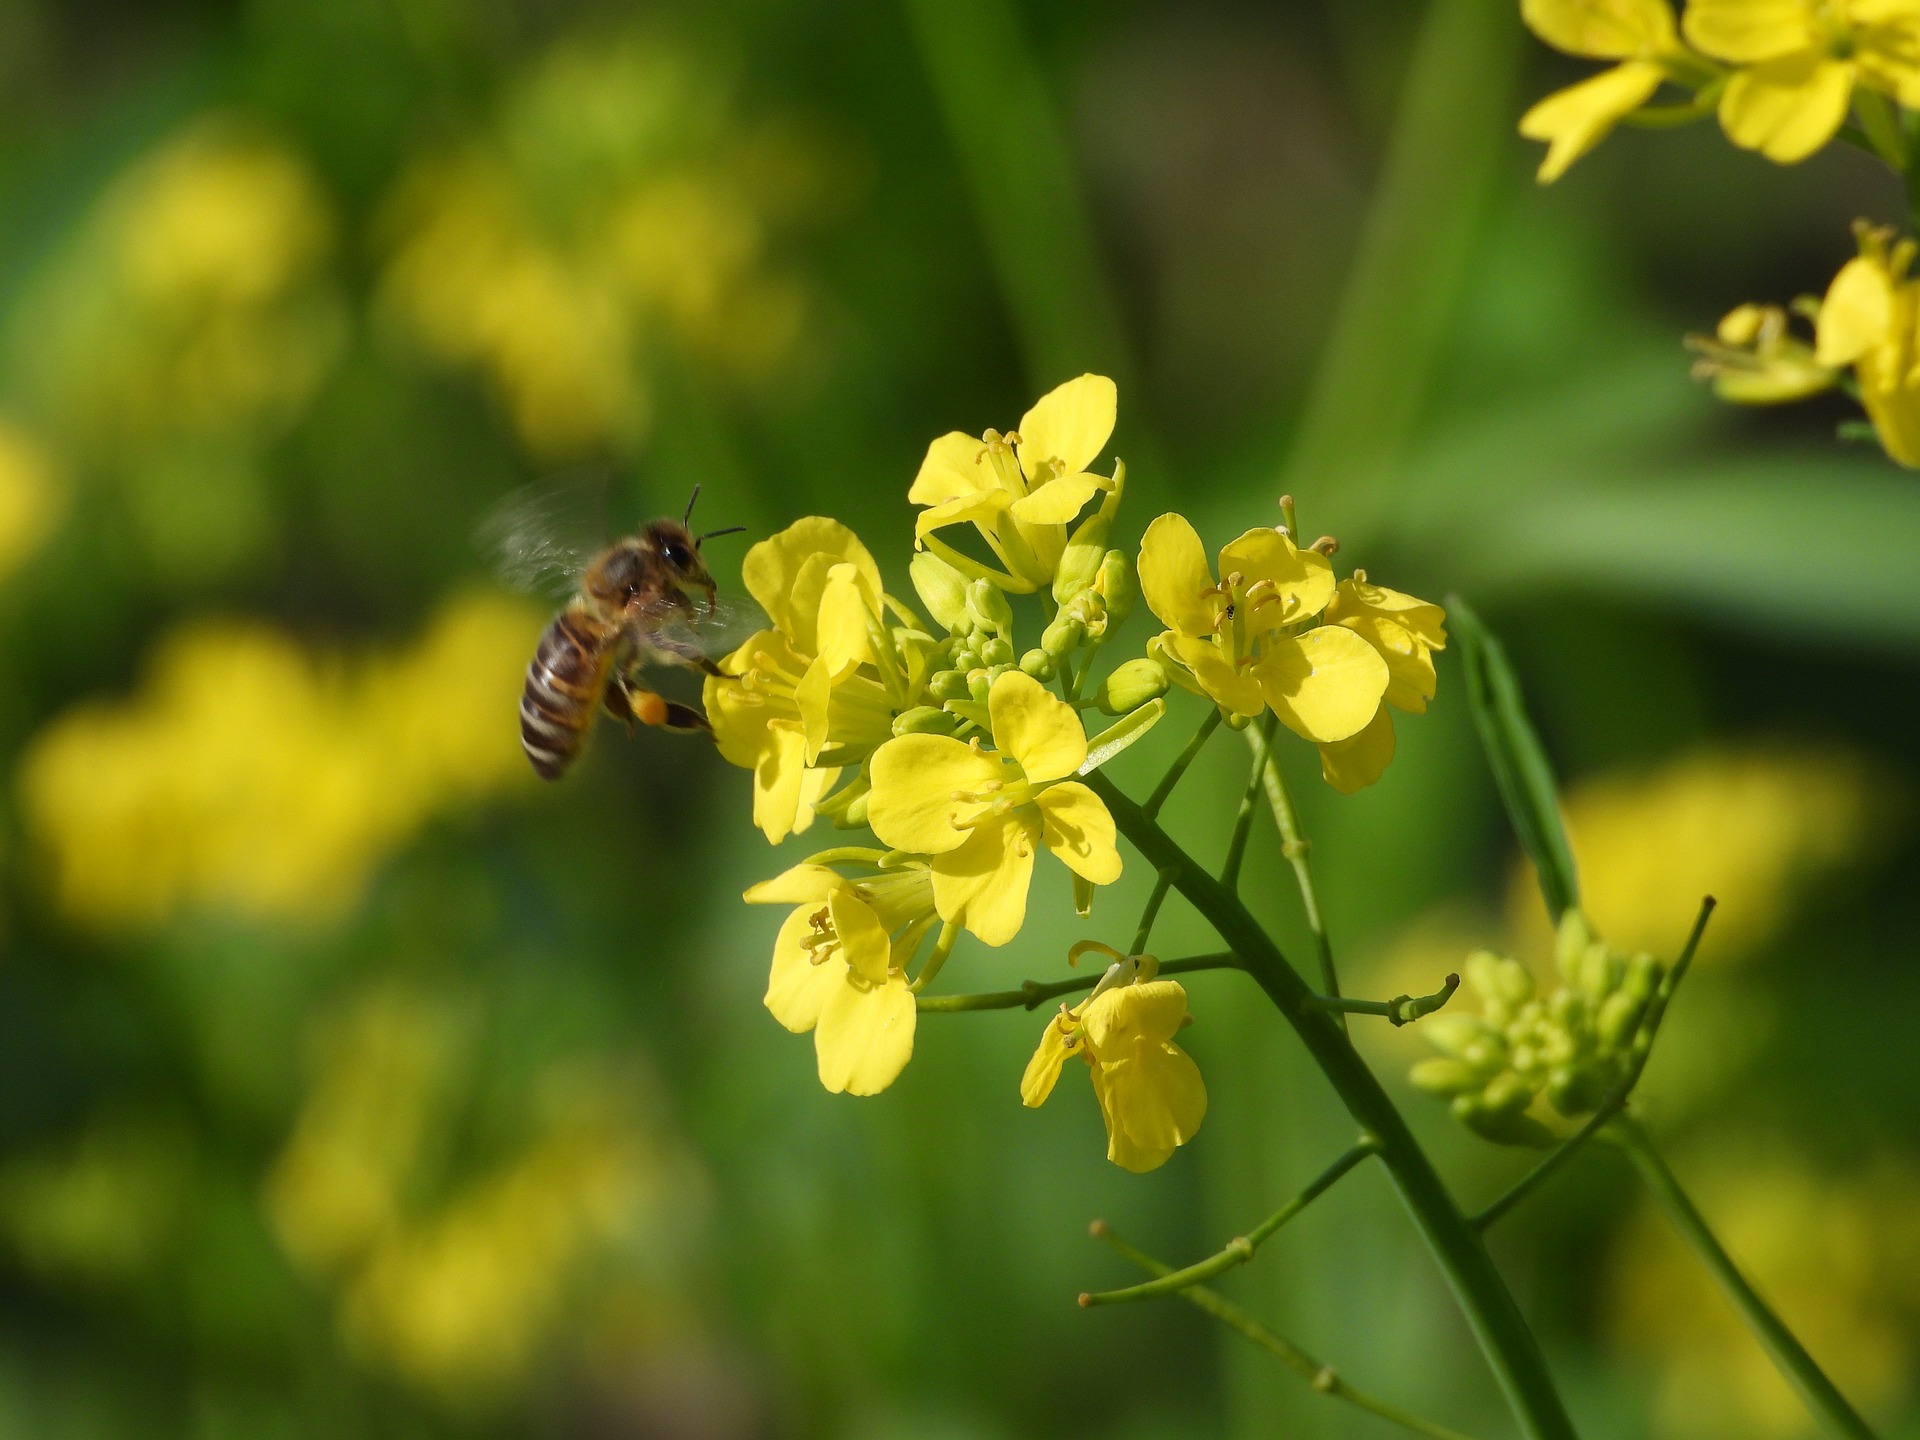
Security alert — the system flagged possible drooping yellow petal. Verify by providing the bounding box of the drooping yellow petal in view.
[909,431,992,506]
[930,813,1036,947]
[1165,632,1264,717]
[1083,979,1191,1052]
[1326,579,1448,651]
[1717,52,1856,163]
[913,486,1013,543]
[752,718,812,844]
[828,887,893,986]
[743,863,840,905]
[1035,781,1122,885]
[1318,708,1397,796]
[1255,627,1389,744]
[764,905,843,1033]
[1017,373,1116,481]
[1683,0,1819,64]
[1217,527,1336,628]
[1519,60,1667,183]
[815,975,915,1096]
[1138,513,1219,639]
[988,670,1086,783]
[1523,0,1679,58]
[1007,472,1103,526]
[742,518,882,640]
[866,734,1001,855]
[1341,615,1437,714]
[814,563,877,675]
[1020,1007,1081,1107]
[1816,256,1897,366]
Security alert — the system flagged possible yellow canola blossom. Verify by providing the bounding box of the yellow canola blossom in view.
[747,860,937,1095]
[1320,574,1448,793]
[910,373,1119,592]
[1686,302,1841,405]
[867,670,1120,946]
[20,592,544,931]
[1609,1144,1920,1440]
[1518,0,1696,181]
[1022,962,1206,1174]
[1686,0,1920,164]
[0,422,62,583]
[1812,222,1920,466]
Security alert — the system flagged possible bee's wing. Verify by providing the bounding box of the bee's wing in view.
[642,594,773,661]
[476,474,610,598]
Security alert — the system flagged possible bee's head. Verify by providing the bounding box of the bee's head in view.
[624,518,716,609]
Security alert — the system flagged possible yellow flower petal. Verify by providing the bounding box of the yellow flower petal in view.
[1523,0,1679,58]
[814,563,877,675]
[828,887,893,986]
[1138,513,1218,639]
[988,670,1086,783]
[1683,0,1819,64]
[764,905,843,1033]
[867,734,1002,855]
[815,974,915,1096]
[742,518,881,641]
[1816,256,1896,366]
[1342,614,1437,714]
[1083,979,1191,1052]
[1519,60,1666,183]
[931,814,1036,947]
[1016,373,1116,481]
[752,718,811,843]
[1035,780,1122,885]
[743,863,840,905]
[1255,627,1389,744]
[1326,579,1448,651]
[909,431,991,505]
[913,487,1013,543]
[1020,1007,1080,1107]
[1165,632,1265,717]
[1007,472,1102,526]
[1217,527,1336,627]
[1092,1042,1207,1173]
[1319,708,1397,795]
[1717,52,1855,163]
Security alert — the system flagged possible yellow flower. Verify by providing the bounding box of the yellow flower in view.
[1136,512,1388,742]
[705,517,903,842]
[909,373,1118,591]
[1686,0,1920,163]
[1686,303,1840,405]
[1518,0,1691,181]
[1021,965,1206,1173]
[866,670,1120,946]
[1317,574,1448,794]
[746,860,937,1095]
[1813,223,1920,466]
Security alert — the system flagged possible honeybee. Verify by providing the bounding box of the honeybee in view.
[484,481,754,780]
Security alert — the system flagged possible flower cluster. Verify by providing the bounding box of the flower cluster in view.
[1411,912,1665,1145]
[1519,0,1920,184]
[711,375,1442,1170]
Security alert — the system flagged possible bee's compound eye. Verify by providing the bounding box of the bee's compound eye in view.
[660,538,691,571]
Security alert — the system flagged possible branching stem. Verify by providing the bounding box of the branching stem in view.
[1305,973,1459,1026]
[1145,708,1221,818]
[915,953,1238,1014]
[1222,712,1277,889]
[1247,731,1344,1012]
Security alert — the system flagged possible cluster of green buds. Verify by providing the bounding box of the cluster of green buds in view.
[1410,912,1664,1146]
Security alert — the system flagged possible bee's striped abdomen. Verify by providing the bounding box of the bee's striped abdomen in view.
[520,609,614,780]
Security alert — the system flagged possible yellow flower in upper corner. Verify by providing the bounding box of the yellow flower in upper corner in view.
[1519,0,1693,182]
[910,373,1118,591]
[866,670,1120,946]
[1022,963,1206,1173]
[705,517,902,842]
[1686,0,1920,163]
[1316,575,1448,794]
[1137,512,1387,743]
[746,860,936,1095]
[1812,223,1920,466]
[1686,302,1840,405]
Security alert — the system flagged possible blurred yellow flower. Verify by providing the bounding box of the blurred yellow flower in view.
[867,671,1120,946]
[1507,747,1878,964]
[1687,302,1840,405]
[0,1111,190,1286]
[1609,1142,1920,1439]
[1518,0,1692,181]
[19,591,544,930]
[1022,963,1206,1173]
[910,374,1119,592]
[1813,223,1920,467]
[0,421,62,582]
[747,861,936,1095]
[1686,0,1920,163]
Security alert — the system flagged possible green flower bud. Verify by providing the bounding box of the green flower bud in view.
[1409,1057,1482,1096]
[981,637,1015,667]
[1019,648,1056,680]
[1041,613,1084,660]
[1595,990,1650,1053]
[1424,1014,1498,1064]
[1093,549,1134,626]
[1052,511,1112,605]
[1097,656,1170,715]
[930,669,971,702]
[837,789,870,827]
[1456,1098,1555,1148]
[911,551,971,633]
[952,648,982,673]
[967,670,992,703]
[893,705,959,737]
[966,578,1015,636]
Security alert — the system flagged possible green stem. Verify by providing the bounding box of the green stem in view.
[1084,771,1577,1440]
[1221,713,1278,889]
[1130,867,1177,956]
[1250,735,1344,1010]
[914,953,1238,1014]
[1091,1222,1485,1440]
[1611,1115,1877,1440]
[1145,707,1221,818]
[1081,1138,1379,1306]
[1854,89,1908,173]
[1304,973,1459,1026]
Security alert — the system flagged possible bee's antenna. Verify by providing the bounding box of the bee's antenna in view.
[683,483,702,526]
[695,525,746,549]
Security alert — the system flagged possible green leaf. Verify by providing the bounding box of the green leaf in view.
[1079,697,1165,775]
[1449,598,1580,922]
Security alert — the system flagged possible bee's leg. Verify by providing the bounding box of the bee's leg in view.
[652,634,728,678]
[602,679,638,737]
[623,685,713,737]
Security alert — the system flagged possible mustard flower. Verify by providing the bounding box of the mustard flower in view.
[909,373,1118,592]
[1518,0,1693,182]
[1686,0,1920,163]
[1021,962,1206,1174]
[1136,512,1387,742]
[746,860,937,1096]
[866,670,1120,946]
[1685,302,1840,405]
[1812,224,1920,466]
[1318,575,1449,794]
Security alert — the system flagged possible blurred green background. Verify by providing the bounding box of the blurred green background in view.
[0,0,1917,1437]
